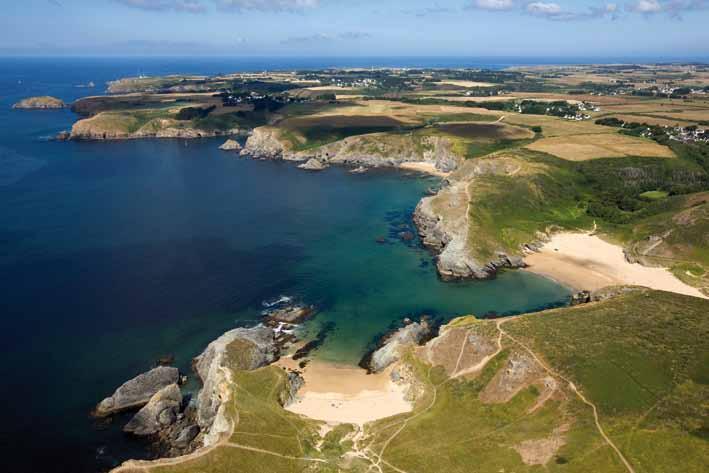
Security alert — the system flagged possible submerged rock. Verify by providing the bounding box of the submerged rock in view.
[95,366,180,417]
[192,325,278,446]
[123,384,182,436]
[264,304,315,324]
[298,158,328,171]
[367,320,432,373]
[218,139,242,151]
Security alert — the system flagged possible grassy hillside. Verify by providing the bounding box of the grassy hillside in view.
[127,290,708,473]
[368,289,709,473]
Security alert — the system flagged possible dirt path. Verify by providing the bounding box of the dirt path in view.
[497,321,636,473]
[452,322,504,379]
[224,442,328,463]
[376,319,635,473]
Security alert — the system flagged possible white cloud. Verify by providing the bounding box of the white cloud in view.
[215,0,319,11]
[526,2,562,15]
[115,0,206,13]
[631,0,662,12]
[472,0,515,10]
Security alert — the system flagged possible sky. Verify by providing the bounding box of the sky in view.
[1,0,708,58]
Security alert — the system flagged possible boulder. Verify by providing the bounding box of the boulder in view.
[298,158,328,171]
[123,384,182,436]
[368,321,432,373]
[95,366,180,417]
[570,290,591,305]
[218,139,242,151]
[173,424,200,448]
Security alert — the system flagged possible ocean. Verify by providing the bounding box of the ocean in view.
[0,57,571,473]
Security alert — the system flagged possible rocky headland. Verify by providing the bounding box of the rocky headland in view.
[13,96,65,109]
[69,114,244,141]
[240,126,461,174]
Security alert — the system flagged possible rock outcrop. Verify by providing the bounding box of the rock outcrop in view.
[123,384,182,436]
[366,320,432,373]
[218,139,242,151]
[279,371,305,407]
[13,96,65,109]
[192,326,278,446]
[298,158,328,171]
[95,366,180,417]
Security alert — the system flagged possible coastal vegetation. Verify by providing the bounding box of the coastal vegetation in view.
[112,289,709,473]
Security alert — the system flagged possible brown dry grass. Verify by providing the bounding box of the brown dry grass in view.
[504,113,616,137]
[306,99,502,125]
[525,132,675,161]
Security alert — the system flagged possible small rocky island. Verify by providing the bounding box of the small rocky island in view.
[13,96,65,109]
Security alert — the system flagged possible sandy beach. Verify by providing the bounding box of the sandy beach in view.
[398,161,450,178]
[524,232,706,299]
[277,358,412,425]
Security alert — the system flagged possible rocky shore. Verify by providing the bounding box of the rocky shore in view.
[100,297,319,466]
[360,318,433,373]
[413,157,532,280]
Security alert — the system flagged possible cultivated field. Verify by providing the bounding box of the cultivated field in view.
[526,133,676,161]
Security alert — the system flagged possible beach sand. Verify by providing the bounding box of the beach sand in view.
[524,232,706,299]
[398,161,450,178]
[277,358,412,425]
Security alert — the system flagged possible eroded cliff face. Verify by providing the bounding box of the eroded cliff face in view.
[69,115,243,141]
[414,157,530,280]
[192,326,279,447]
[241,127,462,173]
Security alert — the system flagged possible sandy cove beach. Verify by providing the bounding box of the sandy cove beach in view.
[277,358,412,425]
[524,232,706,299]
[398,161,451,178]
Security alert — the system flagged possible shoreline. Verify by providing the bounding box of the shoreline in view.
[276,357,413,425]
[397,161,451,178]
[524,232,707,299]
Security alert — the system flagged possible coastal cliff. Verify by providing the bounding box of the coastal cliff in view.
[70,113,244,141]
[192,325,279,447]
[413,156,531,280]
[241,126,462,173]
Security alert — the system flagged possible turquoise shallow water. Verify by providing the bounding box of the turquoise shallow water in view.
[0,57,570,473]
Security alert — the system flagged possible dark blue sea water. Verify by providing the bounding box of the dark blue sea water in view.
[0,57,571,473]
